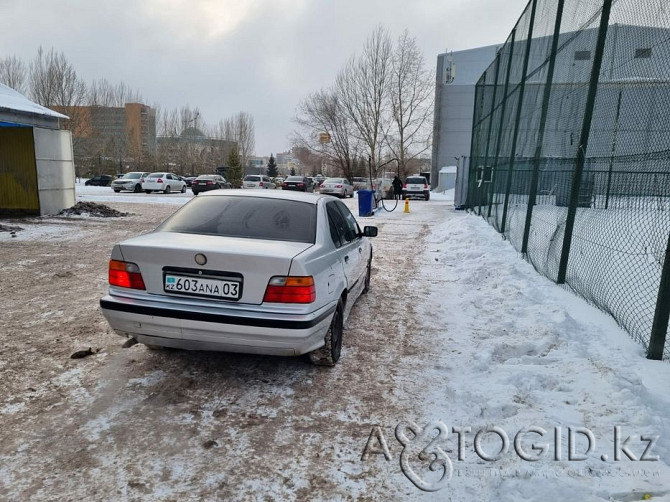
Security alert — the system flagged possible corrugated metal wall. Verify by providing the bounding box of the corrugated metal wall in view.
[0,127,39,214]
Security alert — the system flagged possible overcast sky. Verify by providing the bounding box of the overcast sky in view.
[0,0,529,155]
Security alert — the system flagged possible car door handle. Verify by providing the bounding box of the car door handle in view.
[344,256,349,263]
[358,247,362,253]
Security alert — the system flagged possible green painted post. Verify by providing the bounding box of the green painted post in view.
[480,54,502,218]
[486,29,516,222]
[648,232,670,360]
[521,0,565,255]
[500,0,538,236]
[557,0,613,284]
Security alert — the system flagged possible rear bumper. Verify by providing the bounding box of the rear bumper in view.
[100,294,335,356]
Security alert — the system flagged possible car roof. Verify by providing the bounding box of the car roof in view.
[199,189,328,205]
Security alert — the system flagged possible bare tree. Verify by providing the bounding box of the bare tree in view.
[220,112,255,168]
[88,78,145,107]
[336,26,393,178]
[386,30,434,177]
[0,56,27,94]
[293,88,360,180]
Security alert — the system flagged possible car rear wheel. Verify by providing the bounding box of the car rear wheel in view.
[145,190,152,194]
[309,299,343,366]
[113,189,121,193]
[133,184,142,193]
[181,185,186,193]
[164,185,171,194]
[425,193,430,201]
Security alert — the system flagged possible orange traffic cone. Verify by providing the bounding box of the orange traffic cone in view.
[404,197,410,213]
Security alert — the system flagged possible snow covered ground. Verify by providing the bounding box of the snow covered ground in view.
[0,186,668,501]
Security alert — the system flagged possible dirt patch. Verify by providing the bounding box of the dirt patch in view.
[58,201,130,218]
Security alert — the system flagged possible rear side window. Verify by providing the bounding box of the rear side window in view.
[406,177,426,184]
[326,202,347,248]
[157,196,317,243]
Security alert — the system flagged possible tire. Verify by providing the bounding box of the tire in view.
[425,193,430,201]
[113,189,121,193]
[309,299,344,366]
[164,185,171,194]
[145,190,152,194]
[181,185,186,193]
[362,255,372,294]
[133,184,142,193]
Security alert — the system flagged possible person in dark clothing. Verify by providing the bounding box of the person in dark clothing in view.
[392,176,403,200]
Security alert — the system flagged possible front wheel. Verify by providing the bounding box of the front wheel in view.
[362,256,372,294]
[181,185,186,193]
[133,184,142,193]
[113,189,121,193]
[309,299,343,366]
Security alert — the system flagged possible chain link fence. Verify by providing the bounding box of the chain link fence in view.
[467,0,670,359]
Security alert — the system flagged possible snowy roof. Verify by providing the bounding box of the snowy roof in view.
[0,83,68,120]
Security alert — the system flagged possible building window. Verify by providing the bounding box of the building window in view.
[634,48,652,59]
[574,50,591,61]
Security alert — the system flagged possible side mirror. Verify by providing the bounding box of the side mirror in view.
[363,226,378,237]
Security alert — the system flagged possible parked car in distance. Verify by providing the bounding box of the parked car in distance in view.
[242,175,275,189]
[111,172,151,193]
[319,178,354,198]
[274,177,285,186]
[85,174,113,186]
[352,177,369,191]
[282,176,314,192]
[192,175,232,195]
[315,174,326,186]
[99,190,378,366]
[142,172,187,194]
[184,176,198,188]
[402,175,430,201]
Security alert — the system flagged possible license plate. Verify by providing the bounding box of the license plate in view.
[164,274,241,299]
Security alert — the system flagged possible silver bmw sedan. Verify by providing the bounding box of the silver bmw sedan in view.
[100,190,377,365]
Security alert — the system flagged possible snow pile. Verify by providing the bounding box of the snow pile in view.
[58,202,130,218]
[0,223,23,236]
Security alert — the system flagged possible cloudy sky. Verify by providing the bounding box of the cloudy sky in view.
[1,0,529,155]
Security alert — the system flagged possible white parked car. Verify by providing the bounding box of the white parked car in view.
[402,175,430,201]
[111,172,150,193]
[319,178,354,198]
[142,172,187,194]
[100,190,377,365]
[242,175,275,189]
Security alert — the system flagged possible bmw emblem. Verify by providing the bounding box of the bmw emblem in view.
[194,253,207,266]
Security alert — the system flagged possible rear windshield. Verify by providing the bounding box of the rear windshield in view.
[243,175,261,182]
[406,177,426,184]
[196,175,217,180]
[123,173,143,179]
[324,178,344,184]
[148,173,165,178]
[285,176,303,181]
[157,196,317,243]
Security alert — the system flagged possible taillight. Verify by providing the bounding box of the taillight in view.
[424,184,429,189]
[157,178,163,183]
[297,183,304,186]
[109,260,146,290]
[335,184,343,188]
[403,183,407,188]
[259,182,263,187]
[263,276,316,303]
[282,182,287,186]
[140,178,145,183]
[206,181,213,185]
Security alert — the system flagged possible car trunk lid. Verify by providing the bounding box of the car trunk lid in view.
[118,232,313,305]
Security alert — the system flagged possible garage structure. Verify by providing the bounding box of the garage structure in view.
[0,83,75,216]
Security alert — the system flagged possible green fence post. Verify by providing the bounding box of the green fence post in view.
[557,0,613,284]
[648,233,670,360]
[487,29,516,222]
[604,88,623,210]
[500,0,538,236]
[479,54,502,217]
[521,0,565,255]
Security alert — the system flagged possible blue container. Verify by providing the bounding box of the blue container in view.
[358,189,375,217]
